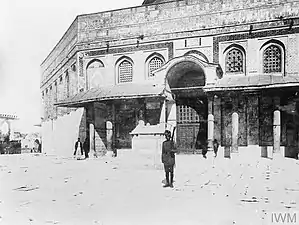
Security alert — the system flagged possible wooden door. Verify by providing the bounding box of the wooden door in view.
[285,122,299,159]
[176,104,205,153]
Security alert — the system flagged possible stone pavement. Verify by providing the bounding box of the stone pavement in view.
[0,150,298,225]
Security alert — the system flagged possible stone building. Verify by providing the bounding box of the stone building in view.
[41,0,299,159]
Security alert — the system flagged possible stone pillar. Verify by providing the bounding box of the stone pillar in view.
[232,112,239,153]
[160,99,167,128]
[207,96,214,150]
[273,97,281,155]
[261,146,268,158]
[231,96,239,153]
[106,121,113,152]
[111,104,116,153]
[224,146,231,158]
[166,100,177,136]
[208,114,214,149]
[89,123,95,157]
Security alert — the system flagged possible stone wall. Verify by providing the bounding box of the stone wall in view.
[217,30,299,77]
[42,57,78,120]
[41,19,78,85]
[41,108,85,156]
[41,0,299,89]
[77,0,299,44]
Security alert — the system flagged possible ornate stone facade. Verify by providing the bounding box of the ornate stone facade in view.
[41,0,299,159]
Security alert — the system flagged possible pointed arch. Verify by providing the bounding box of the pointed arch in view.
[184,50,209,63]
[145,52,165,78]
[260,39,285,74]
[115,56,134,84]
[224,44,246,74]
[86,59,104,70]
[86,59,105,89]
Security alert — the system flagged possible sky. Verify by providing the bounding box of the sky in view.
[0,0,143,133]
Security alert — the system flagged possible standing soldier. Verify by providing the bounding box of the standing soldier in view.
[161,130,177,188]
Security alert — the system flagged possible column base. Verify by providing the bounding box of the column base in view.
[272,148,285,160]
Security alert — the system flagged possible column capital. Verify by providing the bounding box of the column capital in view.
[273,96,280,107]
[207,96,214,115]
[232,95,239,112]
[207,94,214,101]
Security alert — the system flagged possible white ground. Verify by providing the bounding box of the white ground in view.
[0,150,299,225]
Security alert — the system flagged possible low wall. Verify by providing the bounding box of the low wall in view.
[41,108,85,156]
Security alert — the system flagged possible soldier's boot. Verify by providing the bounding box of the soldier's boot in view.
[169,172,174,188]
[163,172,170,188]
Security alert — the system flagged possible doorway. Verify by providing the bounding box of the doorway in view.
[166,59,207,154]
[175,96,207,153]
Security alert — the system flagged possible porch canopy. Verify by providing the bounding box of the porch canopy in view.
[203,74,299,92]
[54,82,171,107]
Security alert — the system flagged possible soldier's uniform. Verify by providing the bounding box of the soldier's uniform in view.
[161,130,176,188]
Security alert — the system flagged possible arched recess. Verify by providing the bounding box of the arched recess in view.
[166,60,206,90]
[145,52,165,78]
[223,44,246,75]
[86,59,105,89]
[184,50,209,63]
[115,56,134,84]
[260,39,285,75]
[165,58,208,153]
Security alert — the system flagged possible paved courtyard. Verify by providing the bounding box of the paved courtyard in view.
[0,150,299,225]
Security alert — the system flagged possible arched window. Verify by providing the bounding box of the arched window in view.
[71,63,76,72]
[148,57,164,77]
[118,60,133,83]
[225,48,244,73]
[54,82,57,102]
[87,59,104,89]
[65,71,70,98]
[263,45,282,73]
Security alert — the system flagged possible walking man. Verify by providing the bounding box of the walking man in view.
[161,130,177,188]
[213,139,219,157]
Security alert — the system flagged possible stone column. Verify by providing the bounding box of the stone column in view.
[106,121,113,152]
[89,123,95,157]
[273,96,281,154]
[261,146,268,158]
[207,95,214,150]
[231,97,239,153]
[160,99,167,128]
[111,104,116,153]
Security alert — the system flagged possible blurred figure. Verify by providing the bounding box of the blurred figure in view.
[202,139,208,159]
[83,138,90,159]
[213,139,219,157]
[74,138,83,160]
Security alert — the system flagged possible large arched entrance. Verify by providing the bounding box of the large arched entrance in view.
[166,60,207,153]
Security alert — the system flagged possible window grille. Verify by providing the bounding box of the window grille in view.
[118,60,133,83]
[149,57,163,77]
[178,105,200,123]
[263,45,282,73]
[226,48,244,73]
